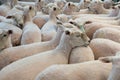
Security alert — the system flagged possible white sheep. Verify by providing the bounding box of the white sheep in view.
[0,0,18,17]
[41,5,61,41]
[63,2,78,15]
[68,22,94,63]
[0,22,22,46]
[0,21,65,69]
[103,0,114,9]
[35,60,111,80]
[21,6,41,45]
[0,26,90,80]
[35,0,47,11]
[88,0,111,14]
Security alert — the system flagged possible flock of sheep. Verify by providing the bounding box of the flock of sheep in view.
[0,0,119,80]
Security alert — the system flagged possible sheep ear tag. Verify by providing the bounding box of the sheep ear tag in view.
[80,25,85,32]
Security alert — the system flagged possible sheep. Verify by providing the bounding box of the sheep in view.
[41,6,61,41]
[108,5,120,17]
[69,46,94,63]
[88,0,111,14]
[35,60,111,80]
[99,52,120,80]
[0,29,13,52]
[90,38,120,59]
[103,0,114,9]
[21,6,42,45]
[35,0,47,11]
[116,6,120,20]
[68,21,94,63]
[6,4,24,17]
[72,5,120,19]
[93,28,120,43]
[0,21,65,69]
[4,13,24,29]
[73,15,120,26]
[33,14,71,29]
[0,0,18,17]
[0,1,11,17]
[84,21,120,39]
[63,2,78,15]
[41,3,57,14]
[54,0,66,9]
[0,22,22,46]
[0,26,90,80]
[76,0,91,10]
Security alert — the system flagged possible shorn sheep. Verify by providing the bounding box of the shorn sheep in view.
[0,23,90,80]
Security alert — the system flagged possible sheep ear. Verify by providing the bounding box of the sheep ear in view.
[84,21,92,24]
[29,6,32,10]
[57,20,63,25]
[99,57,112,63]
[6,16,13,19]
[69,21,74,24]
[53,7,56,11]
[65,30,71,35]
[68,3,71,6]
[8,30,13,34]
[112,6,115,9]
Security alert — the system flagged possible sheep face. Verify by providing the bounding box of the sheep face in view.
[84,0,91,8]
[0,29,12,44]
[6,13,24,29]
[66,28,90,48]
[55,0,66,9]
[68,2,78,12]
[35,0,47,11]
[42,3,56,14]
[28,6,36,18]
[88,0,103,13]
[24,6,36,22]
[51,6,61,16]
[0,29,13,51]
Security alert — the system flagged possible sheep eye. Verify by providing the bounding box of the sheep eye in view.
[3,34,7,37]
[81,33,84,38]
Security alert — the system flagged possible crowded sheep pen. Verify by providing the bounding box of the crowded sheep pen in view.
[0,0,120,80]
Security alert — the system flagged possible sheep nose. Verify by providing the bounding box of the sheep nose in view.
[88,40,91,43]
[87,7,90,9]
[19,24,23,29]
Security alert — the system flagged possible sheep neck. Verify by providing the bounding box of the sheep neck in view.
[24,14,33,25]
[50,27,64,46]
[55,33,72,61]
[49,12,57,23]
